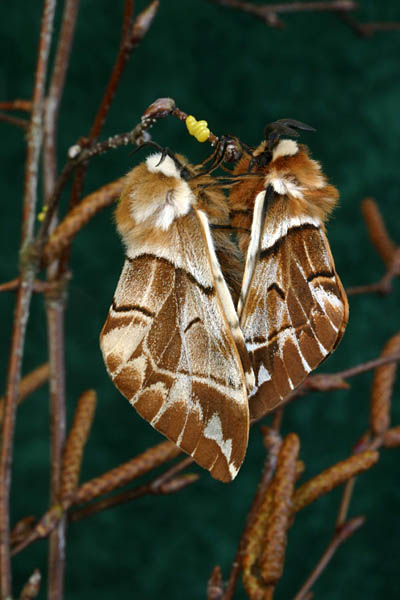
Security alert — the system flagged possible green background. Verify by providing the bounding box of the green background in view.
[1,1,400,598]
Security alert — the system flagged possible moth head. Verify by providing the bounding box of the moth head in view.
[116,152,196,239]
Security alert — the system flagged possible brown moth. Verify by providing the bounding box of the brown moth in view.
[100,151,254,482]
[229,121,349,420]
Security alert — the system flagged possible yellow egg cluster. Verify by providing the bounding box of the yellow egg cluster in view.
[185,115,210,143]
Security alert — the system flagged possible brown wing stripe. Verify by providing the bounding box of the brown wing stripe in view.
[184,317,202,333]
[267,282,285,300]
[127,254,214,296]
[306,270,335,282]
[268,324,292,342]
[260,223,320,259]
[230,209,252,216]
[111,300,155,318]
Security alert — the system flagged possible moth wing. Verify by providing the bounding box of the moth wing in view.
[100,212,249,482]
[240,191,348,420]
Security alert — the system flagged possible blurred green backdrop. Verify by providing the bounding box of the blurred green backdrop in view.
[1,1,400,598]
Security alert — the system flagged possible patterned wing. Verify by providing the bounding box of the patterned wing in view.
[240,192,348,420]
[100,212,249,482]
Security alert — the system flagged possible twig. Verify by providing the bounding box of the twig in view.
[41,177,124,265]
[293,517,365,600]
[0,111,29,129]
[73,440,181,504]
[361,198,396,266]
[0,363,49,424]
[19,568,41,600]
[60,390,97,504]
[242,434,299,598]
[383,427,400,448]
[338,12,400,37]
[346,248,400,296]
[10,516,36,547]
[69,0,159,209]
[0,2,56,596]
[223,426,283,599]
[34,122,154,253]
[0,100,32,112]
[370,332,400,436]
[259,434,300,585]
[210,0,357,28]
[45,289,68,600]
[12,451,191,555]
[70,456,196,523]
[292,450,379,512]
[208,565,224,600]
[43,0,80,203]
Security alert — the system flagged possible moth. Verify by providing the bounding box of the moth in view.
[229,120,349,420]
[100,150,254,482]
[100,123,348,483]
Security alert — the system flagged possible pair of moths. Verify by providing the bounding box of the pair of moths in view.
[100,134,348,482]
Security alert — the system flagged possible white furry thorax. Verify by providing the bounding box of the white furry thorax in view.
[129,153,195,231]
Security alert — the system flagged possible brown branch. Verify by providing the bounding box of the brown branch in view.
[292,450,379,512]
[34,122,153,253]
[302,351,400,394]
[0,2,56,596]
[361,198,396,266]
[224,426,283,600]
[69,0,159,209]
[45,290,68,600]
[43,0,80,203]
[242,434,299,599]
[210,0,357,28]
[293,517,365,600]
[41,177,124,266]
[0,100,32,112]
[370,332,400,436]
[335,477,356,528]
[19,568,41,600]
[383,426,400,448]
[0,111,29,129]
[70,456,196,523]
[338,11,400,37]
[208,565,224,600]
[0,363,49,424]
[259,434,300,586]
[73,440,181,504]
[60,390,97,504]
[10,516,36,547]
[12,451,191,556]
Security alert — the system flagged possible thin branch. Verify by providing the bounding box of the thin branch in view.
[43,0,80,202]
[45,291,67,600]
[210,0,357,27]
[0,277,64,294]
[361,198,396,267]
[223,426,283,599]
[0,111,29,129]
[346,247,400,296]
[293,517,365,600]
[370,332,400,436]
[73,440,181,504]
[292,451,379,513]
[19,568,41,600]
[41,177,124,266]
[60,390,97,504]
[0,100,32,112]
[0,2,56,596]
[0,363,49,425]
[69,0,158,209]
[34,121,155,253]
[70,456,195,523]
